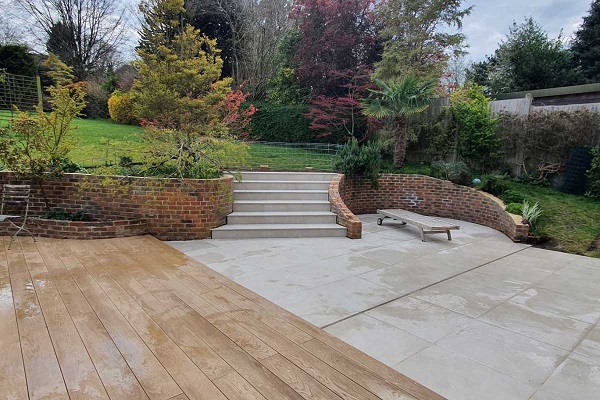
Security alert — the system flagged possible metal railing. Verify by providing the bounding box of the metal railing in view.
[240,141,342,171]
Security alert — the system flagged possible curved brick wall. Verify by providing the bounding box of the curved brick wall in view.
[339,174,529,242]
[0,172,233,240]
[329,175,362,239]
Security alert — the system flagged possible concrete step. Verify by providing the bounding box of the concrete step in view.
[211,224,347,239]
[227,211,337,225]
[233,200,331,212]
[234,189,329,201]
[234,180,331,191]
[239,171,337,182]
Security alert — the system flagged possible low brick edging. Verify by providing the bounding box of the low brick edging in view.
[329,175,362,239]
[2,218,149,239]
[339,174,530,242]
[0,172,234,240]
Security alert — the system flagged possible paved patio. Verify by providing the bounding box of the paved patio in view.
[170,215,600,400]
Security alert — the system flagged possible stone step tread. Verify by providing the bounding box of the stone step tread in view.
[234,200,330,204]
[238,171,337,176]
[229,211,335,216]
[234,189,329,193]
[234,180,331,184]
[212,223,346,231]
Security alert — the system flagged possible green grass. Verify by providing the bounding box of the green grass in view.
[243,143,337,171]
[1,110,144,167]
[503,181,600,257]
[70,119,143,166]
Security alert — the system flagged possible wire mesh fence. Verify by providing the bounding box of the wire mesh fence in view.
[0,71,42,127]
[239,141,342,171]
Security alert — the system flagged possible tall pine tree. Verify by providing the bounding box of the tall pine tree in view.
[572,0,600,83]
[137,0,185,52]
[374,0,472,81]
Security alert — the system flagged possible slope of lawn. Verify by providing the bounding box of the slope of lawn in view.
[0,110,144,167]
[504,181,600,258]
[71,118,144,166]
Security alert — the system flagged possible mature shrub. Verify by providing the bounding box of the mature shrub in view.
[0,45,37,76]
[481,175,510,196]
[587,148,600,198]
[430,161,472,185]
[501,189,526,204]
[82,80,110,119]
[108,90,138,125]
[505,202,524,215]
[335,138,382,185]
[498,110,600,179]
[450,85,501,170]
[424,107,457,161]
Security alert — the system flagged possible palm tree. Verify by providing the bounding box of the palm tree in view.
[362,76,437,168]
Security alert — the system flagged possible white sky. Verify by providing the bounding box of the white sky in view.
[462,0,592,62]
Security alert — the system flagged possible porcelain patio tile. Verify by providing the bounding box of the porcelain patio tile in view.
[480,301,593,350]
[437,321,569,386]
[510,287,600,324]
[366,297,474,342]
[412,280,505,318]
[394,345,537,400]
[325,314,430,366]
[538,353,600,400]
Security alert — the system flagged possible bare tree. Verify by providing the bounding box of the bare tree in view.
[241,0,292,99]
[16,0,127,79]
[0,1,25,45]
[441,55,468,94]
[187,0,292,99]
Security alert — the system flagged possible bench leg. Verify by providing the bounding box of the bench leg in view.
[421,228,426,242]
[447,230,452,241]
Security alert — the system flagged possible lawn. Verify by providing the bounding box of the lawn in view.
[0,110,144,167]
[70,118,144,166]
[503,181,600,257]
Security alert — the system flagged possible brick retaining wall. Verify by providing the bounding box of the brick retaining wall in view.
[329,175,362,239]
[339,174,530,242]
[0,172,233,240]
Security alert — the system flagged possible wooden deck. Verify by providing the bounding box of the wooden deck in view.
[0,235,444,400]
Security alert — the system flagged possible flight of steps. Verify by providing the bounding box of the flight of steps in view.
[211,171,347,239]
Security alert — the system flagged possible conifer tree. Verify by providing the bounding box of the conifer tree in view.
[375,0,472,81]
[572,0,600,82]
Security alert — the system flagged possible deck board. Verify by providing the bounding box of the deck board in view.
[0,236,444,400]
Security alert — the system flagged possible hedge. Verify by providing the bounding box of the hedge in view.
[248,102,343,144]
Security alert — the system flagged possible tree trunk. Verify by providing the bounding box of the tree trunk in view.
[393,118,407,168]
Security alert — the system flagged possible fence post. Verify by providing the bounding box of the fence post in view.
[36,76,43,110]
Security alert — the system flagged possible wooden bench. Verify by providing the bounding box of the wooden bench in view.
[377,209,460,241]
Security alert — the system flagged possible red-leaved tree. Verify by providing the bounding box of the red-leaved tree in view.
[292,0,382,142]
[304,67,380,142]
[293,0,380,96]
